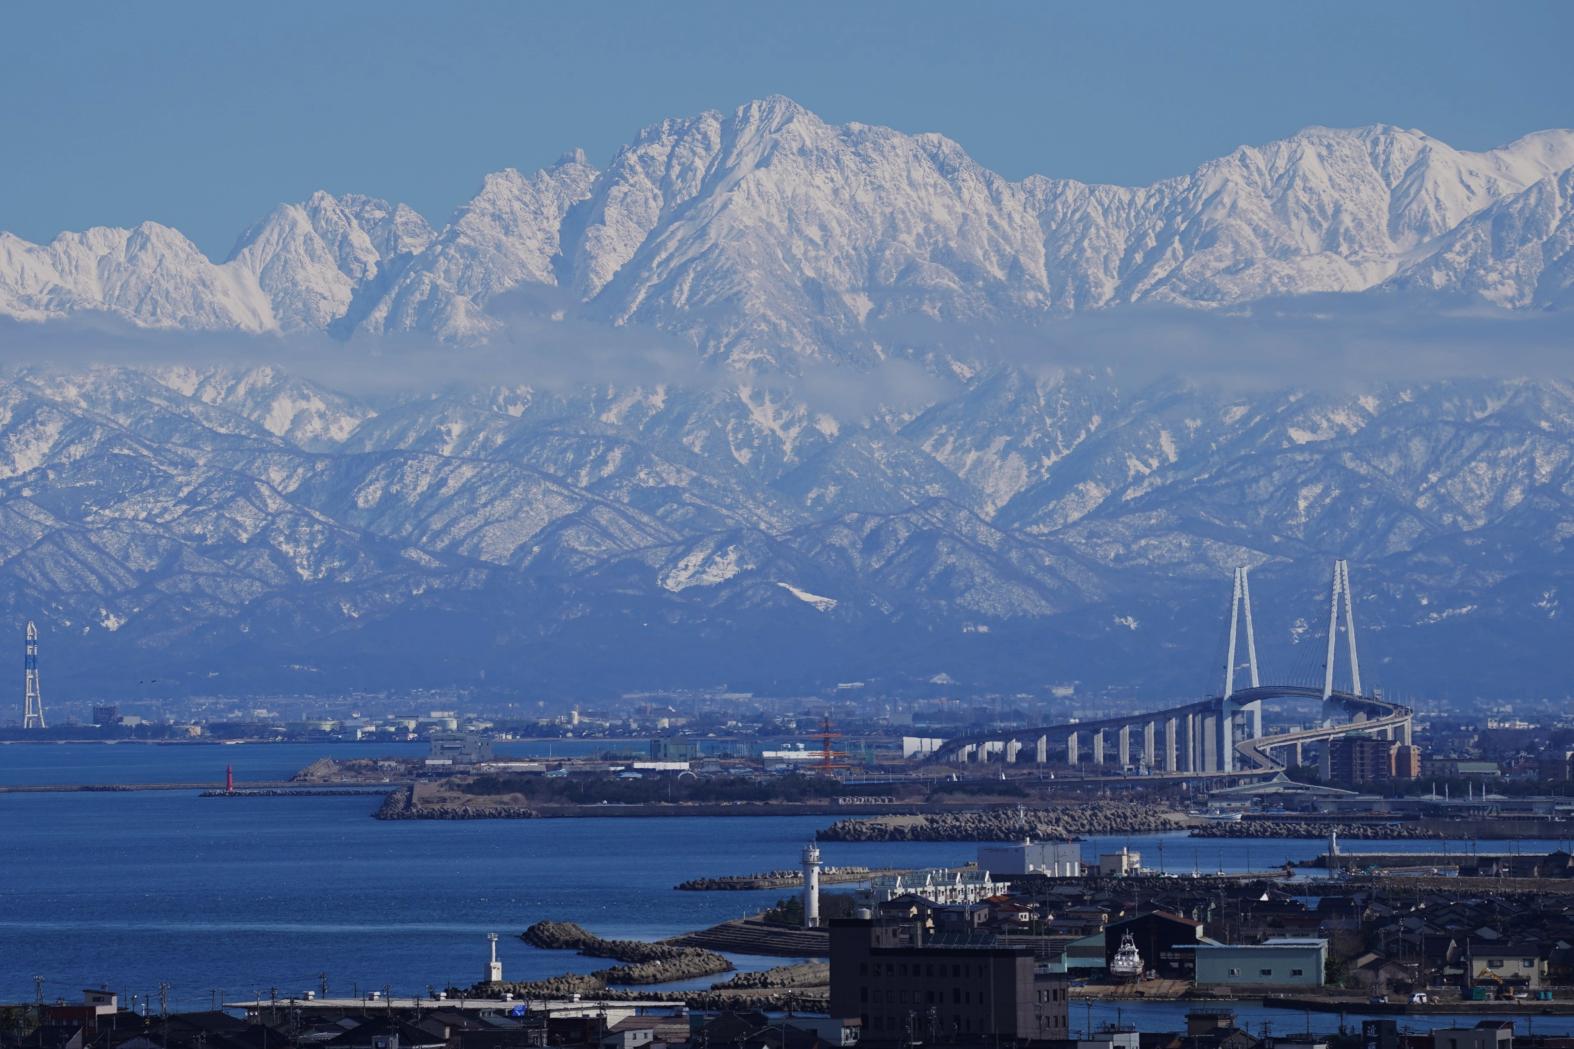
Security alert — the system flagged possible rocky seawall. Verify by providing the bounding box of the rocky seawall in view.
[376,788,538,820]
[817,804,1187,842]
[713,962,828,989]
[200,788,393,798]
[521,920,732,984]
[676,867,871,890]
[1191,821,1442,840]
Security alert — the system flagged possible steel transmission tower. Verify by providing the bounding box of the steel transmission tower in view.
[23,620,44,729]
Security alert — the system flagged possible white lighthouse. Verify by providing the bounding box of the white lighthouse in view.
[485,932,503,984]
[802,842,822,928]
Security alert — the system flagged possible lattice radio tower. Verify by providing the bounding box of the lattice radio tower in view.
[23,620,44,729]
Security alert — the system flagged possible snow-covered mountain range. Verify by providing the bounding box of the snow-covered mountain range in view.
[0,359,1570,701]
[3,98,1572,366]
[2,100,1572,702]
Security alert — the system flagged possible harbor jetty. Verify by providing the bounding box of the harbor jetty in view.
[817,803,1188,841]
[676,865,881,890]
[522,920,733,983]
[668,916,830,957]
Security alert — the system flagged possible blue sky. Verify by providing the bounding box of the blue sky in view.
[3,1,1571,257]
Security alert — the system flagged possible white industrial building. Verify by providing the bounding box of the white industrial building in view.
[978,839,1082,876]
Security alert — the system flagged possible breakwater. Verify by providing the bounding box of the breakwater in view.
[676,866,875,890]
[199,788,395,798]
[375,787,540,820]
[521,920,732,984]
[1192,821,1441,839]
[818,804,1188,842]
[712,961,828,989]
[669,917,830,958]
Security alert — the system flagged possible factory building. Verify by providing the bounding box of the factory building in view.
[427,732,494,765]
[978,840,1082,877]
[1193,938,1327,988]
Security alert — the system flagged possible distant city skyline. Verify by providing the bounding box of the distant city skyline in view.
[2,0,1571,256]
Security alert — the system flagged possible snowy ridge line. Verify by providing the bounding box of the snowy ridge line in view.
[2,101,1572,363]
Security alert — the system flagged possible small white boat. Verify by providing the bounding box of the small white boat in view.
[1109,930,1144,980]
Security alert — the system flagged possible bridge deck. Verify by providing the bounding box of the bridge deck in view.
[927,684,1411,779]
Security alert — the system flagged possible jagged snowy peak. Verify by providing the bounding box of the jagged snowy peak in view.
[563,112,725,301]
[227,192,434,331]
[1025,124,1574,312]
[567,96,1053,366]
[359,151,598,338]
[0,222,274,331]
[0,190,433,335]
[1385,167,1574,308]
[3,103,1572,351]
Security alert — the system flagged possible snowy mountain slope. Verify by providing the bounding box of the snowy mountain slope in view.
[0,223,275,331]
[3,361,1571,699]
[1384,167,1574,308]
[4,103,1570,354]
[227,192,434,332]
[357,151,599,338]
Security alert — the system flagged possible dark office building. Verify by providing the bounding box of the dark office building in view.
[829,917,1070,1046]
[1104,910,1205,979]
[1327,736,1403,787]
[92,704,120,726]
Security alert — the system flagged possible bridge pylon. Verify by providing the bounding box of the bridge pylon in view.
[1223,565,1260,699]
[1218,566,1263,773]
[1321,559,1362,702]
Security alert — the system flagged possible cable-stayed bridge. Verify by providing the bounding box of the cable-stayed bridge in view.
[927,560,1413,778]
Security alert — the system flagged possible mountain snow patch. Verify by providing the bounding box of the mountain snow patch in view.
[661,544,747,591]
[777,581,837,612]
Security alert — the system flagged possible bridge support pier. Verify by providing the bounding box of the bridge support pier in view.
[1184,714,1197,773]
[1202,714,1217,772]
[1248,700,1263,740]
[1118,725,1131,768]
[1035,735,1048,764]
[1218,700,1237,773]
[1005,740,1021,764]
[1164,718,1178,772]
[1399,720,1412,746]
[1293,741,1304,767]
[1142,722,1156,769]
[1067,731,1079,767]
[1092,730,1105,766]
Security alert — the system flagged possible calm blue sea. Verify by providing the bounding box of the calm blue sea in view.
[0,744,1569,1034]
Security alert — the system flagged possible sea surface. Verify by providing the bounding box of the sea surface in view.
[0,743,1569,1033]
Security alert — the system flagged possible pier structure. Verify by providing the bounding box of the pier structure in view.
[929,560,1413,780]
